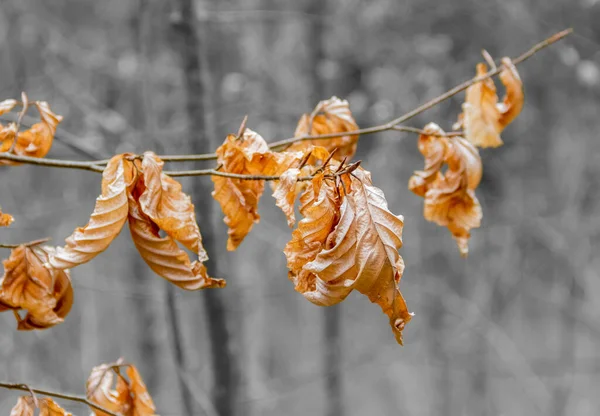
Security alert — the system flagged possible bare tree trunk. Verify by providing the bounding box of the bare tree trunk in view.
[304,1,343,415]
[170,1,239,415]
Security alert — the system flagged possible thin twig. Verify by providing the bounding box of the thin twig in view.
[0,382,121,416]
[0,237,50,249]
[0,29,571,176]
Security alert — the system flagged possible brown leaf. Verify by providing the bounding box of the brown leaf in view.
[0,245,73,330]
[0,99,17,115]
[0,205,14,227]
[128,183,224,290]
[0,100,63,164]
[9,396,34,416]
[39,398,72,416]
[139,151,207,259]
[289,96,359,159]
[409,123,483,256]
[455,58,523,148]
[272,168,301,227]
[213,129,304,250]
[51,154,134,269]
[87,362,156,416]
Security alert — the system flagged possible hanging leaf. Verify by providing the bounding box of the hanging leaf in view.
[289,96,359,159]
[138,152,207,258]
[51,155,134,269]
[128,183,224,290]
[0,205,14,227]
[0,245,73,330]
[213,129,304,250]
[455,57,523,148]
[39,398,72,416]
[0,99,63,164]
[272,167,302,227]
[87,362,156,416]
[409,123,483,256]
[0,99,17,115]
[9,396,34,416]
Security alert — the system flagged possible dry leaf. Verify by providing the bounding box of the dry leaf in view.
[285,166,412,344]
[0,205,14,227]
[0,99,17,115]
[0,245,73,330]
[87,362,156,416]
[139,151,207,259]
[39,398,72,416]
[289,96,359,159]
[272,168,302,227]
[213,129,304,250]
[51,154,134,269]
[9,396,34,416]
[409,123,483,256]
[129,181,224,290]
[456,57,523,148]
[0,100,63,164]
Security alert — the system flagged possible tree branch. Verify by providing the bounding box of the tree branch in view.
[0,29,572,176]
[0,382,120,416]
[0,237,50,249]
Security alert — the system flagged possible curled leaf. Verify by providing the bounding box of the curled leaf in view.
[51,155,134,269]
[409,123,483,256]
[272,168,301,227]
[0,245,73,330]
[285,166,412,344]
[87,362,156,416]
[0,99,17,115]
[39,398,72,416]
[9,396,34,416]
[129,185,224,290]
[455,57,523,148]
[0,205,14,227]
[289,96,359,159]
[0,99,63,164]
[213,129,304,250]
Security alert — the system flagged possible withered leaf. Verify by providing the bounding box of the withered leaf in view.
[129,183,224,290]
[456,57,523,148]
[272,168,301,227]
[87,362,156,416]
[286,166,412,344]
[409,123,483,256]
[213,129,304,250]
[0,205,14,227]
[9,396,34,416]
[289,96,359,159]
[51,154,134,269]
[39,398,72,416]
[0,99,63,164]
[0,245,73,330]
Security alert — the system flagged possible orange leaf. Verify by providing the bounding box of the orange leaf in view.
[0,100,63,164]
[272,168,301,227]
[51,154,134,269]
[0,205,14,227]
[289,96,359,159]
[0,99,17,115]
[9,396,34,416]
[138,151,207,258]
[213,129,304,250]
[87,362,156,416]
[456,58,523,148]
[39,398,72,416]
[409,123,483,256]
[128,185,224,290]
[0,245,73,330]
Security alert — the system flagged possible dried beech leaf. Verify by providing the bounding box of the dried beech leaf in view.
[9,396,34,416]
[0,99,17,115]
[39,398,72,416]
[129,191,224,290]
[272,168,301,227]
[139,152,207,259]
[87,362,157,416]
[409,123,483,256]
[51,155,134,269]
[290,96,359,159]
[213,129,304,250]
[456,58,523,148]
[0,205,14,227]
[87,364,132,416]
[0,245,73,330]
[0,101,63,164]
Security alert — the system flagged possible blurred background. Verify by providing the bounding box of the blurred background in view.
[1,0,599,415]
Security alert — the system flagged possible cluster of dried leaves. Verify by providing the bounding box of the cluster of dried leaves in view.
[9,359,156,416]
[409,57,523,256]
[0,58,523,343]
